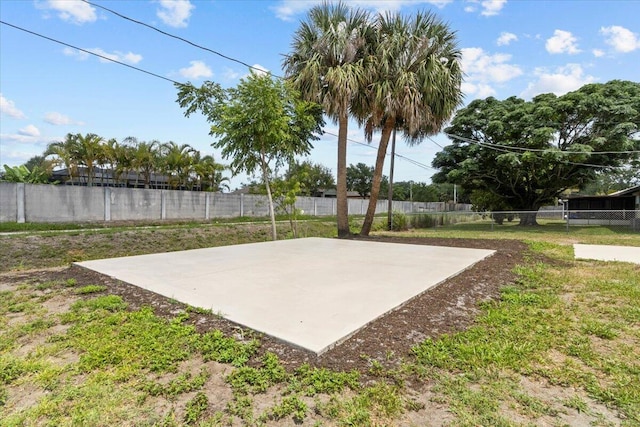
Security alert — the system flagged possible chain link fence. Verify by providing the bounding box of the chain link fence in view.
[398,209,640,233]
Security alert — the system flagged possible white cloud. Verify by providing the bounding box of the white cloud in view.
[600,25,640,53]
[592,49,605,58]
[157,0,194,28]
[464,0,507,16]
[480,0,507,16]
[179,61,213,79]
[272,0,453,21]
[545,29,581,54]
[62,47,89,60]
[63,47,142,64]
[18,125,41,137]
[0,94,26,119]
[460,47,523,98]
[44,112,84,126]
[223,68,241,81]
[520,64,597,99]
[0,133,50,144]
[496,32,517,46]
[462,82,496,98]
[249,64,270,77]
[38,0,97,24]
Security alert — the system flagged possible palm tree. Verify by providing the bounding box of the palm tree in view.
[358,11,463,235]
[45,136,78,185]
[161,142,196,189]
[131,139,160,189]
[69,133,105,187]
[193,154,229,192]
[283,2,372,237]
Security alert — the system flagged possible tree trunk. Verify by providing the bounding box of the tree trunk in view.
[336,114,350,238]
[261,158,277,241]
[360,117,395,236]
[518,211,539,226]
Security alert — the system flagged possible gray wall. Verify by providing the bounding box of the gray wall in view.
[0,183,466,223]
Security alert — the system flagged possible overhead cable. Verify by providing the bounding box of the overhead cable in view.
[446,132,640,155]
[446,133,628,169]
[83,0,281,78]
[0,20,182,85]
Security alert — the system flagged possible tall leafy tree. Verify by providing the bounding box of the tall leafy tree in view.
[176,72,323,240]
[358,11,463,235]
[283,2,372,237]
[346,162,374,198]
[432,80,640,225]
[286,160,335,196]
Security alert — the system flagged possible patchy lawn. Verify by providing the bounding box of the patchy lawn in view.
[0,222,638,425]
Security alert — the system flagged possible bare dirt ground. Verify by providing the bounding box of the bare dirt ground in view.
[2,236,527,372]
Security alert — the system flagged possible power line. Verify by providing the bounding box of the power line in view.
[446,132,640,155]
[445,133,629,170]
[322,130,436,171]
[83,0,280,78]
[0,20,182,85]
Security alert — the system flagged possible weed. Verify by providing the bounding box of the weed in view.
[184,392,208,425]
[141,367,210,398]
[267,395,307,422]
[289,364,360,396]
[196,330,259,367]
[226,353,287,394]
[74,285,107,295]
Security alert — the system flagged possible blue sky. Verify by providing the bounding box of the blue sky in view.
[1,0,639,190]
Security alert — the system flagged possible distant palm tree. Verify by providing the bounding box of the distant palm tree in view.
[194,154,229,192]
[283,2,372,237]
[69,133,104,187]
[358,11,463,235]
[161,141,196,189]
[45,138,75,185]
[130,139,160,189]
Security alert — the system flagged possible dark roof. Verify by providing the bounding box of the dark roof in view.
[568,184,640,199]
[608,184,640,197]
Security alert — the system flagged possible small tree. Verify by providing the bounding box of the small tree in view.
[347,163,374,198]
[176,72,323,240]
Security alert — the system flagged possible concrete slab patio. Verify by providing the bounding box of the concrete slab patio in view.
[76,238,495,355]
[574,244,640,265]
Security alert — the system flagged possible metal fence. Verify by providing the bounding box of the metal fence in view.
[400,209,640,233]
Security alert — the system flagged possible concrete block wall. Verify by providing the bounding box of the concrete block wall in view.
[0,182,19,222]
[0,183,463,223]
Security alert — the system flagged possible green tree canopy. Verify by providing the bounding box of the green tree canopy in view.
[347,163,374,198]
[285,160,335,196]
[176,72,324,240]
[432,80,640,225]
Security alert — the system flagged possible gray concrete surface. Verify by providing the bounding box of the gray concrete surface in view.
[76,238,495,355]
[574,244,640,264]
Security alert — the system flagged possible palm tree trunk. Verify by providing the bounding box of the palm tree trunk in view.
[360,117,395,236]
[336,113,350,238]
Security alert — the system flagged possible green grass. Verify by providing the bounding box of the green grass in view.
[0,220,337,272]
[0,224,638,425]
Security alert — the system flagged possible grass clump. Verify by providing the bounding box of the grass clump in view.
[195,330,259,367]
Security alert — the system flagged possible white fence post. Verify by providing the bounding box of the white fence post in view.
[16,183,25,223]
[161,190,166,220]
[104,187,111,221]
